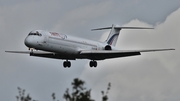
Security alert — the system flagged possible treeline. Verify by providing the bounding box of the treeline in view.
[16,78,111,101]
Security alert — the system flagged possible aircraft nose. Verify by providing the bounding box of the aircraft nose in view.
[24,37,34,47]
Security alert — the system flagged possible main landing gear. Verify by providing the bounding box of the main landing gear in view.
[63,60,71,68]
[63,60,98,68]
[89,60,97,67]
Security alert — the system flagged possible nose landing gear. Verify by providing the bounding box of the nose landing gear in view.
[63,60,71,68]
[28,48,35,56]
[89,60,97,67]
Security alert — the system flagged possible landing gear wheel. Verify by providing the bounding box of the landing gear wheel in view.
[94,61,97,67]
[63,61,67,68]
[67,61,71,68]
[90,61,93,67]
[89,60,97,67]
[63,61,71,68]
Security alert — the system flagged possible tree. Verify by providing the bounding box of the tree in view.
[101,83,111,101]
[16,87,36,101]
[62,78,111,101]
[16,78,111,101]
[52,93,59,101]
[63,78,94,101]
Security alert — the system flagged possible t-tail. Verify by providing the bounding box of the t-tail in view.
[92,24,154,46]
[105,24,120,46]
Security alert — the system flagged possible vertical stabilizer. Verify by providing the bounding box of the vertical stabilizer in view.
[105,24,121,46]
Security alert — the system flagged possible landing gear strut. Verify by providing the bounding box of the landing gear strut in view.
[29,48,34,56]
[89,60,97,67]
[63,60,71,68]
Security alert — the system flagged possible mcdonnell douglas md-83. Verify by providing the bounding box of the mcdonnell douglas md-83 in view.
[6,25,174,68]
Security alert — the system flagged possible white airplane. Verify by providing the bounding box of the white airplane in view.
[6,25,174,68]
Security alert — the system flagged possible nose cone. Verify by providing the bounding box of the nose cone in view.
[24,36,34,47]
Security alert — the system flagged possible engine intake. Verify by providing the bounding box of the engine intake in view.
[105,45,112,50]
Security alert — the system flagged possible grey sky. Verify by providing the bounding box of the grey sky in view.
[0,0,180,101]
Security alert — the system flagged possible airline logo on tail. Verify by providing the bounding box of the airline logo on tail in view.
[107,33,119,45]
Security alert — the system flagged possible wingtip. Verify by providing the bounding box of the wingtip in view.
[162,48,175,51]
[170,48,175,50]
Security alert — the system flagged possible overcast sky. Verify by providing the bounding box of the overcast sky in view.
[1,0,180,101]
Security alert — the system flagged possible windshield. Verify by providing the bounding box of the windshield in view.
[28,31,42,36]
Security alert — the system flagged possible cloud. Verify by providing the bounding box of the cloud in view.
[80,8,180,101]
[0,1,87,101]
[1,1,180,101]
[52,1,113,33]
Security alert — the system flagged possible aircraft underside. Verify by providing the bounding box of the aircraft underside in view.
[29,51,141,68]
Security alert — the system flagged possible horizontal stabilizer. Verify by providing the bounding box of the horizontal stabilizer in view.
[91,26,154,31]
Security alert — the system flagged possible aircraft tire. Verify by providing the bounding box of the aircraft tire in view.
[90,61,93,67]
[63,61,67,68]
[94,61,97,67]
[63,61,71,68]
[67,61,71,68]
[89,61,97,67]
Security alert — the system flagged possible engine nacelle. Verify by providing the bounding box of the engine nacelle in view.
[104,45,112,50]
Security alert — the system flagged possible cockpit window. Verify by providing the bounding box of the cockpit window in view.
[28,31,42,36]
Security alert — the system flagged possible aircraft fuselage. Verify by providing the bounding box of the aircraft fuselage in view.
[24,30,117,60]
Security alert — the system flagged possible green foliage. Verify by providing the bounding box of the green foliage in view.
[101,83,111,101]
[16,87,36,101]
[63,78,94,101]
[62,78,111,101]
[52,93,59,101]
[16,78,111,101]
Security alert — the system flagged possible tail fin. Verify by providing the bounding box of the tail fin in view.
[92,24,121,46]
[105,24,120,46]
[92,24,153,46]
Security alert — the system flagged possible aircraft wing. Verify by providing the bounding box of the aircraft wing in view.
[80,48,175,60]
[5,51,53,54]
[5,51,76,60]
[6,48,174,60]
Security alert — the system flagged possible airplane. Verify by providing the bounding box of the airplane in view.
[5,24,174,68]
